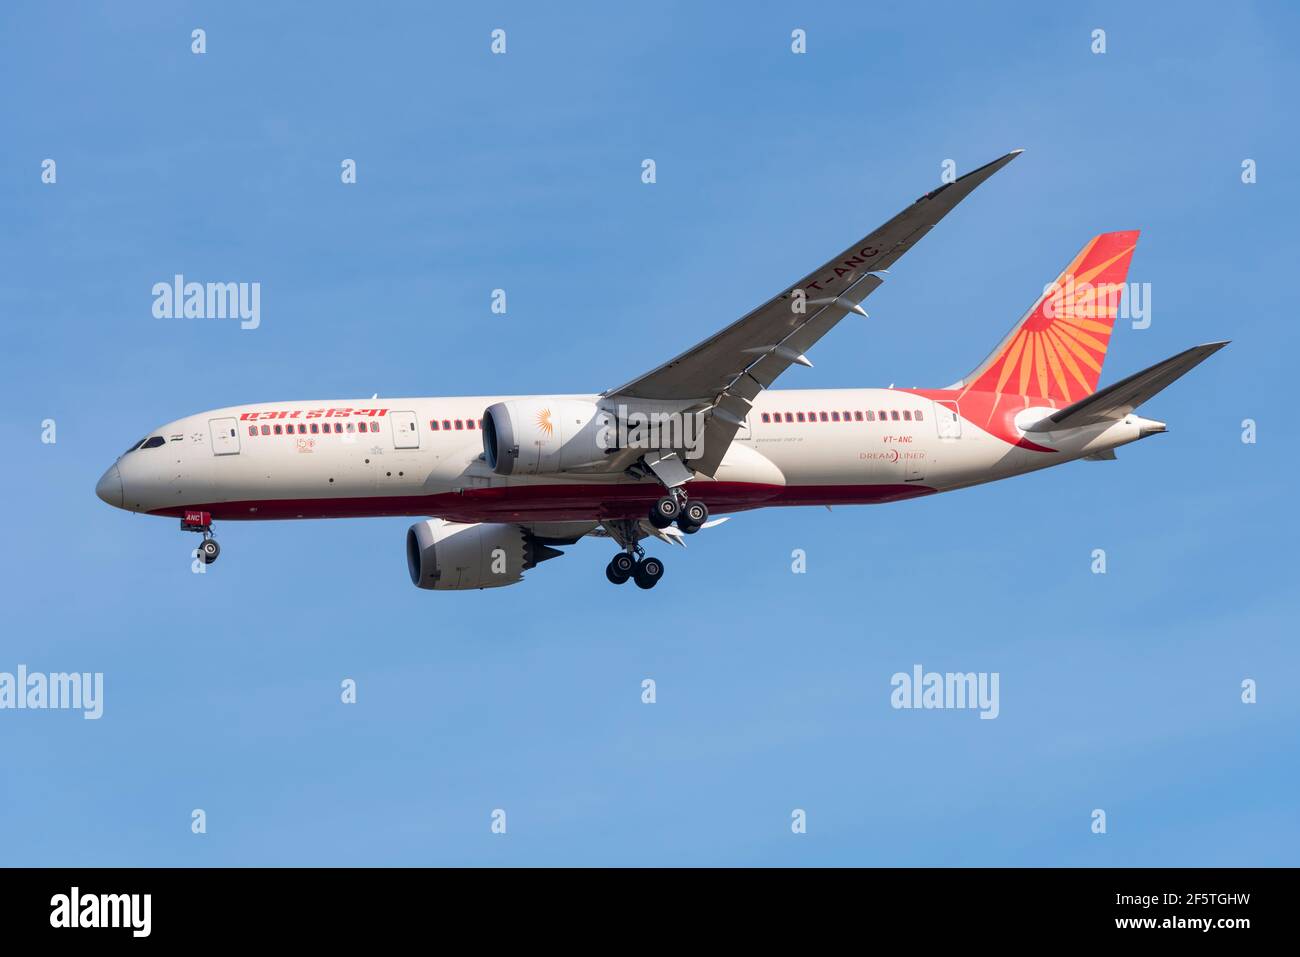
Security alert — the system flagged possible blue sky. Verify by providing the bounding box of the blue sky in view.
[2,1,1297,865]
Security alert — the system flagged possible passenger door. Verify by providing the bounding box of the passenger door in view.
[390,411,420,449]
[933,401,962,440]
[209,417,240,455]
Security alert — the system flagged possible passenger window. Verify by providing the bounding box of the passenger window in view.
[761,413,771,423]
[248,427,256,437]
[903,411,912,421]
[796,413,805,422]
[854,411,863,421]
[371,421,380,432]
[831,412,840,421]
[891,411,900,421]
[466,420,475,431]
[455,420,463,430]
[915,409,923,421]
[332,423,341,433]
[784,413,793,423]
[261,425,270,435]
[443,420,451,431]
[819,412,828,422]
[273,425,283,435]
[430,420,439,431]
[866,411,875,421]
[310,423,319,434]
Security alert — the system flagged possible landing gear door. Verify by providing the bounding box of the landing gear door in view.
[209,417,240,455]
[391,411,420,449]
[934,401,961,440]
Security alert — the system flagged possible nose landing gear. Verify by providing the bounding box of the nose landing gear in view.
[182,510,221,564]
[197,537,221,564]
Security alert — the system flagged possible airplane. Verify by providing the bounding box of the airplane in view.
[95,149,1226,590]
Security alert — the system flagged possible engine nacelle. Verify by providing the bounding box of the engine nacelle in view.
[482,398,611,476]
[405,520,562,590]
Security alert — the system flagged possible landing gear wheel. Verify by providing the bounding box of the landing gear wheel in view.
[679,500,708,532]
[633,556,664,589]
[198,539,221,564]
[650,495,680,529]
[607,552,636,584]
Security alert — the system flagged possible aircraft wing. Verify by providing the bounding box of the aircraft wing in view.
[603,150,1023,476]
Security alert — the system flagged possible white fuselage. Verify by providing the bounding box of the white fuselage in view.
[96,388,1160,525]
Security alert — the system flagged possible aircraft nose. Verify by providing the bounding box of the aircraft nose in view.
[95,463,123,508]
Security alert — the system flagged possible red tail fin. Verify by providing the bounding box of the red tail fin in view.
[958,230,1139,402]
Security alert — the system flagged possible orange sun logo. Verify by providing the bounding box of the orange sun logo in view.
[535,407,554,437]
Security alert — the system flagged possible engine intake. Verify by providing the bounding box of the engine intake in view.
[482,398,610,476]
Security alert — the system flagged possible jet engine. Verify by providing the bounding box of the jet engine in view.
[406,520,564,590]
[481,398,612,476]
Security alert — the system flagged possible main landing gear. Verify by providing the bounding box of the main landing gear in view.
[602,493,710,589]
[605,548,664,589]
[649,492,708,534]
[182,510,221,564]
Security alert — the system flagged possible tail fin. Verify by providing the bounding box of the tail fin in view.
[954,230,1140,402]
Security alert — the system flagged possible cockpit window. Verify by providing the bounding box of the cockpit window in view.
[123,438,146,455]
[140,436,166,450]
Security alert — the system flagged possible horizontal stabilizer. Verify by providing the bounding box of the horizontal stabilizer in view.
[1028,341,1228,431]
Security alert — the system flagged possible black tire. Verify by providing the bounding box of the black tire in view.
[633,556,664,589]
[677,519,700,534]
[682,500,708,525]
[199,539,220,564]
[605,563,629,585]
[611,553,636,578]
[651,496,680,525]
